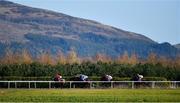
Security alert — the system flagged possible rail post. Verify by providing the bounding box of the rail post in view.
[15,82,17,88]
[171,81,176,89]
[132,81,134,89]
[34,82,36,88]
[174,81,177,89]
[8,81,10,89]
[111,81,113,88]
[73,83,75,88]
[169,81,174,89]
[152,81,155,88]
[70,81,72,89]
[90,81,92,89]
[28,82,31,89]
[49,82,51,89]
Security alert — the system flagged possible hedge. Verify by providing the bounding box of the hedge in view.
[0,62,179,80]
[0,76,167,81]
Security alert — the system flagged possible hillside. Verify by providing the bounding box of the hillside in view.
[174,44,180,49]
[0,0,179,58]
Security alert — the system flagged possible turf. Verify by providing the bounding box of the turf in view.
[0,89,180,102]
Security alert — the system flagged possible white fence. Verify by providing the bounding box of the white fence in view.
[0,81,179,89]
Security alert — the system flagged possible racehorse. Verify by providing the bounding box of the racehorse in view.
[53,73,65,88]
[132,74,143,88]
[100,74,113,88]
[69,74,90,88]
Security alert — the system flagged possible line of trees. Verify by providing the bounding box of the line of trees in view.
[1,48,180,68]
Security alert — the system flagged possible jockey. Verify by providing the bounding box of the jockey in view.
[59,73,62,79]
[106,75,113,81]
[79,74,88,81]
[54,73,64,81]
[137,74,143,81]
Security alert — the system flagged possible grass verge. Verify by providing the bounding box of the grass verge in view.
[0,89,180,102]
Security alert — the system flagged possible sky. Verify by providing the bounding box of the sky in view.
[9,0,180,45]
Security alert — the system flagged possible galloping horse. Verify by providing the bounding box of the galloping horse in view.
[54,73,65,88]
[100,74,113,88]
[101,75,113,81]
[70,74,90,88]
[132,74,143,88]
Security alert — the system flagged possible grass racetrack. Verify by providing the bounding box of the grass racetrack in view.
[0,89,180,102]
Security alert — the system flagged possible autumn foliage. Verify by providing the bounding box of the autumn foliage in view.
[0,49,179,68]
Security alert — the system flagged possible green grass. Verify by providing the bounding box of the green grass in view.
[0,89,180,102]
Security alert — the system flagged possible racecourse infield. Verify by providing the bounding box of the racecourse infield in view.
[0,89,180,102]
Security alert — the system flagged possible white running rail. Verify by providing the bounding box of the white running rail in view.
[0,81,179,89]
